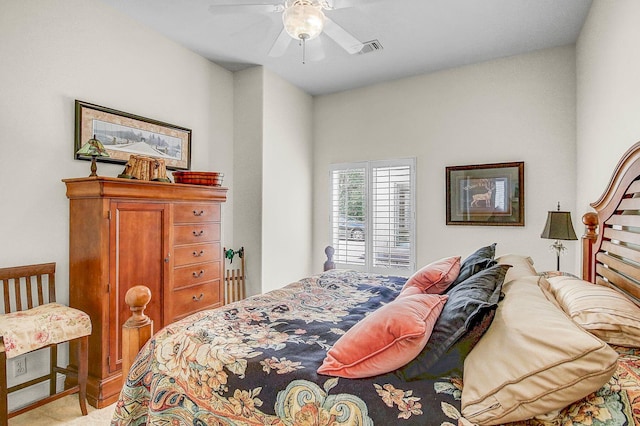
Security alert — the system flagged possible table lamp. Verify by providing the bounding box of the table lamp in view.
[76,135,110,177]
[540,202,578,271]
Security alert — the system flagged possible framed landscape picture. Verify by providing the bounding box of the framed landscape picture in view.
[446,162,524,226]
[74,100,191,170]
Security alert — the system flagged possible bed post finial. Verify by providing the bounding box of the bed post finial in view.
[581,212,598,282]
[122,285,153,383]
[324,246,335,271]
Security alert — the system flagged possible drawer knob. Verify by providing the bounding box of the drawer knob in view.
[193,210,204,216]
[192,293,204,302]
[192,250,205,257]
[192,230,204,237]
[192,270,205,278]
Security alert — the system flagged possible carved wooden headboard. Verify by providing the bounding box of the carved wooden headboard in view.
[582,141,640,306]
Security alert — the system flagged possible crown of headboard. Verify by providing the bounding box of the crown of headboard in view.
[583,141,640,306]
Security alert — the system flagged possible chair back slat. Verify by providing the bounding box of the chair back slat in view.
[38,275,45,306]
[48,271,56,303]
[14,280,23,311]
[2,278,10,313]
[27,276,35,310]
[0,262,56,314]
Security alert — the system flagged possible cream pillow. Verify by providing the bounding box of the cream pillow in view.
[495,254,537,283]
[546,275,640,347]
[461,276,618,425]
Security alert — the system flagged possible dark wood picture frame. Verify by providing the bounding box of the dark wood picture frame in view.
[446,161,524,226]
[74,100,191,170]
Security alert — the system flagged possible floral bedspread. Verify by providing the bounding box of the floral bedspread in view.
[111,270,462,425]
[111,269,640,426]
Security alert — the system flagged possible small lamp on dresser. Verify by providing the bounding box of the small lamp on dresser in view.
[540,202,578,271]
[76,134,110,177]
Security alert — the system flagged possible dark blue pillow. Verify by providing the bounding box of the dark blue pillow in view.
[447,243,497,293]
[414,287,504,378]
[396,263,510,381]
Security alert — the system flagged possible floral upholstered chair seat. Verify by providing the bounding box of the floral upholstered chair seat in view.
[0,302,92,359]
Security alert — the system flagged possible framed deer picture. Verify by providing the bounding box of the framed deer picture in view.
[446,162,524,226]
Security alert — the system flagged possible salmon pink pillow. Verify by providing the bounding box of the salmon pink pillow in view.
[402,256,461,294]
[396,285,423,299]
[317,293,448,378]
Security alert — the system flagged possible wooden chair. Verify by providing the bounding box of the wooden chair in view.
[0,263,91,426]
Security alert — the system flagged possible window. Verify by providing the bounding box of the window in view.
[330,159,415,273]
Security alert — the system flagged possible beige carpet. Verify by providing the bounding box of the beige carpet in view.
[9,395,115,425]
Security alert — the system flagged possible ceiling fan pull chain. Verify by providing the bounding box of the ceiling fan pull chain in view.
[301,36,307,64]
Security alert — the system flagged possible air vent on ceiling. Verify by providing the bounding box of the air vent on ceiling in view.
[358,40,383,55]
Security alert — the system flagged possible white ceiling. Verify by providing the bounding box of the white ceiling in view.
[97,0,593,96]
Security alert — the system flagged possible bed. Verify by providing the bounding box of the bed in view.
[112,142,640,426]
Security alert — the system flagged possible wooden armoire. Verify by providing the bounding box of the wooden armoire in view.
[63,176,227,408]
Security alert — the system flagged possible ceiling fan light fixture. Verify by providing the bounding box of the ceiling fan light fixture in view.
[282,0,325,41]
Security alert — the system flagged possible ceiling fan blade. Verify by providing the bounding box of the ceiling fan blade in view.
[208,4,284,15]
[268,28,292,57]
[322,17,363,54]
[323,0,386,10]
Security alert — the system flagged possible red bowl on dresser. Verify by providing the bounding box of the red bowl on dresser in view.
[172,171,224,186]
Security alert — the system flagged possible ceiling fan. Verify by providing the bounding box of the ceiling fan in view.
[208,0,374,62]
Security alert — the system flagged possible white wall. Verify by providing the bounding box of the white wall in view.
[313,46,578,274]
[233,67,314,294]
[263,71,314,291]
[576,1,640,213]
[0,0,234,409]
[233,67,264,297]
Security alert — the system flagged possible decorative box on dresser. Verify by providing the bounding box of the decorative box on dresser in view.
[63,176,227,408]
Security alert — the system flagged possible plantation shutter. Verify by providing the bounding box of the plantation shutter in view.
[371,164,413,269]
[330,159,415,273]
[330,166,366,266]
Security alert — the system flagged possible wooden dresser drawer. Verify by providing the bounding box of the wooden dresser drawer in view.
[173,261,221,290]
[169,281,222,321]
[174,242,220,266]
[174,223,220,245]
[174,203,220,223]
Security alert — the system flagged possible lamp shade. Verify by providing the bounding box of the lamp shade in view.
[76,135,110,158]
[540,210,578,241]
[76,135,110,177]
[282,1,325,40]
